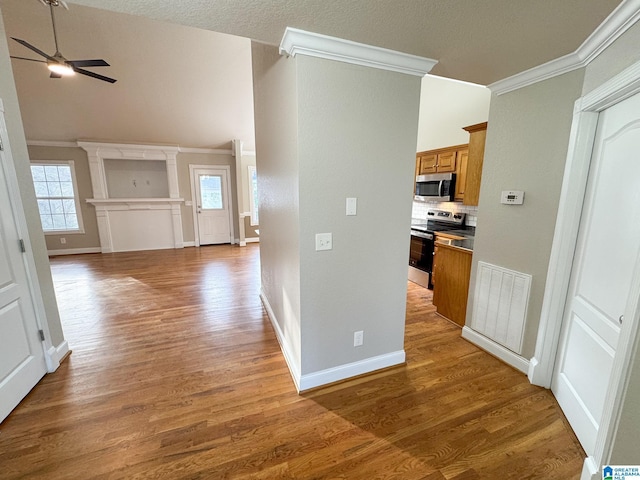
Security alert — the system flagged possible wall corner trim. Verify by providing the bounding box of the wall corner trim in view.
[489,0,640,95]
[461,326,530,374]
[279,27,437,77]
[44,340,70,373]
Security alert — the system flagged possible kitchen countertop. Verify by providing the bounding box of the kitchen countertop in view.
[435,236,474,252]
[433,227,475,252]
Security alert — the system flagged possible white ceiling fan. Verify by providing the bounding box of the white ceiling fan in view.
[10,0,117,83]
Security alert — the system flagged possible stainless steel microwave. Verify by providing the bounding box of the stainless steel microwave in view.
[415,173,456,202]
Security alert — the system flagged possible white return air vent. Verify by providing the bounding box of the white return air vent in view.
[470,262,532,354]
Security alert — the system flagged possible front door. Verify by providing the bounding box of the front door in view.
[0,124,48,422]
[552,90,640,455]
[194,168,231,245]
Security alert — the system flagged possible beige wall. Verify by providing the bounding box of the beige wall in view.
[251,41,302,372]
[176,151,239,243]
[467,69,585,358]
[0,10,64,346]
[296,55,420,374]
[26,147,241,250]
[27,145,100,252]
[244,216,258,238]
[417,75,491,151]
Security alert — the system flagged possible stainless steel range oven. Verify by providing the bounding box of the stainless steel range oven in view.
[409,230,434,289]
[409,209,466,289]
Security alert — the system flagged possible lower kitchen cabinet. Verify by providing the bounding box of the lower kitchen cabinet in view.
[432,243,472,327]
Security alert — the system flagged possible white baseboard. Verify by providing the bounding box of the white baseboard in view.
[245,237,260,243]
[44,340,70,373]
[299,350,406,392]
[261,289,405,392]
[183,241,196,247]
[47,247,101,256]
[259,289,302,390]
[581,456,599,480]
[461,326,530,374]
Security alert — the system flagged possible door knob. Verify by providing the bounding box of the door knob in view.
[619,315,624,325]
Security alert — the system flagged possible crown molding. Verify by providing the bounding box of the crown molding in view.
[178,147,233,155]
[279,27,437,77]
[489,0,640,95]
[27,140,78,148]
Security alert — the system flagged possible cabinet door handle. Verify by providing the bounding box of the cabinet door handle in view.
[619,315,624,325]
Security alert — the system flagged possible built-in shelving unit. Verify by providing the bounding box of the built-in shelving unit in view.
[80,142,184,253]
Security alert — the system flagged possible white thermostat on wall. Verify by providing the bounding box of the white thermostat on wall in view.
[501,190,525,205]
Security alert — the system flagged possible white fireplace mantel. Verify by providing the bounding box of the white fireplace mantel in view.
[78,141,181,200]
[80,142,184,253]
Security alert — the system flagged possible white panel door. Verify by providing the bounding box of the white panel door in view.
[0,141,47,423]
[194,169,231,245]
[552,90,640,455]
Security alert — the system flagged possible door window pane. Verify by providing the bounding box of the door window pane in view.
[200,175,223,209]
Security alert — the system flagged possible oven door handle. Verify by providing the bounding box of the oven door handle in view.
[438,180,445,198]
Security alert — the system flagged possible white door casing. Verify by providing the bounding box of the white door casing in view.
[189,165,233,246]
[0,103,48,423]
[531,58,640,480]
[552,89,640,456]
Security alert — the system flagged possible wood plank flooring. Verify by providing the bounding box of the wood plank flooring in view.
[0,245,585,479]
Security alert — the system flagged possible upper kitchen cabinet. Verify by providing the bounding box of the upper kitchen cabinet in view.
[453,148,469,202]
[416,144,467,176]
[461,122,487,206]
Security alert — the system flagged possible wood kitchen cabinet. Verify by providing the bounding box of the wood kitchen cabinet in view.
[432,243,472,327]
[454,148,469,202]
[462,122,488,206]
[416,144,467,176]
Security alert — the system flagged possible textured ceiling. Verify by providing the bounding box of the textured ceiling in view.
[64,0,622,85]
[0,0,624,148]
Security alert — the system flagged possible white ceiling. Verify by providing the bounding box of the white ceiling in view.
[0,0,624,149]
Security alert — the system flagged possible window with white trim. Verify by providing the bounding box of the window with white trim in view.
[30,161,84,234]
[248,165,259,226]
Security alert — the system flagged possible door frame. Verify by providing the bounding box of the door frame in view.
[188,164,234,247]
[529,60,640,478]
[0,99,60,373]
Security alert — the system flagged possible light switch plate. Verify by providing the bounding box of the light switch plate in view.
[315,233,333,251]
[501,190,525,205]
[346,197,357,216]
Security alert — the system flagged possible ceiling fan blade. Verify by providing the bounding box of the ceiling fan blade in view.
[50,71,62,79]
[73,67,117,84]
[67,59,110,68]
[11,37,54,61]
[10,56,47,64]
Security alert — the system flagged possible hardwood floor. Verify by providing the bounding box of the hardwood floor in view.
[0,245,584,479]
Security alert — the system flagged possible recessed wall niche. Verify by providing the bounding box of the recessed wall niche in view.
[104,158,169,198]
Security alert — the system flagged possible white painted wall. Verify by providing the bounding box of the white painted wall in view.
[296,55,420,375]
[416,75,491,152]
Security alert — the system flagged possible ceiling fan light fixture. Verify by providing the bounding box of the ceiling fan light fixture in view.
[47,61,75,76]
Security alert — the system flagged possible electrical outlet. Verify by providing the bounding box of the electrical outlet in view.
[354,330,364,347]
[60,237,66,244]
[315,233,332,251]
